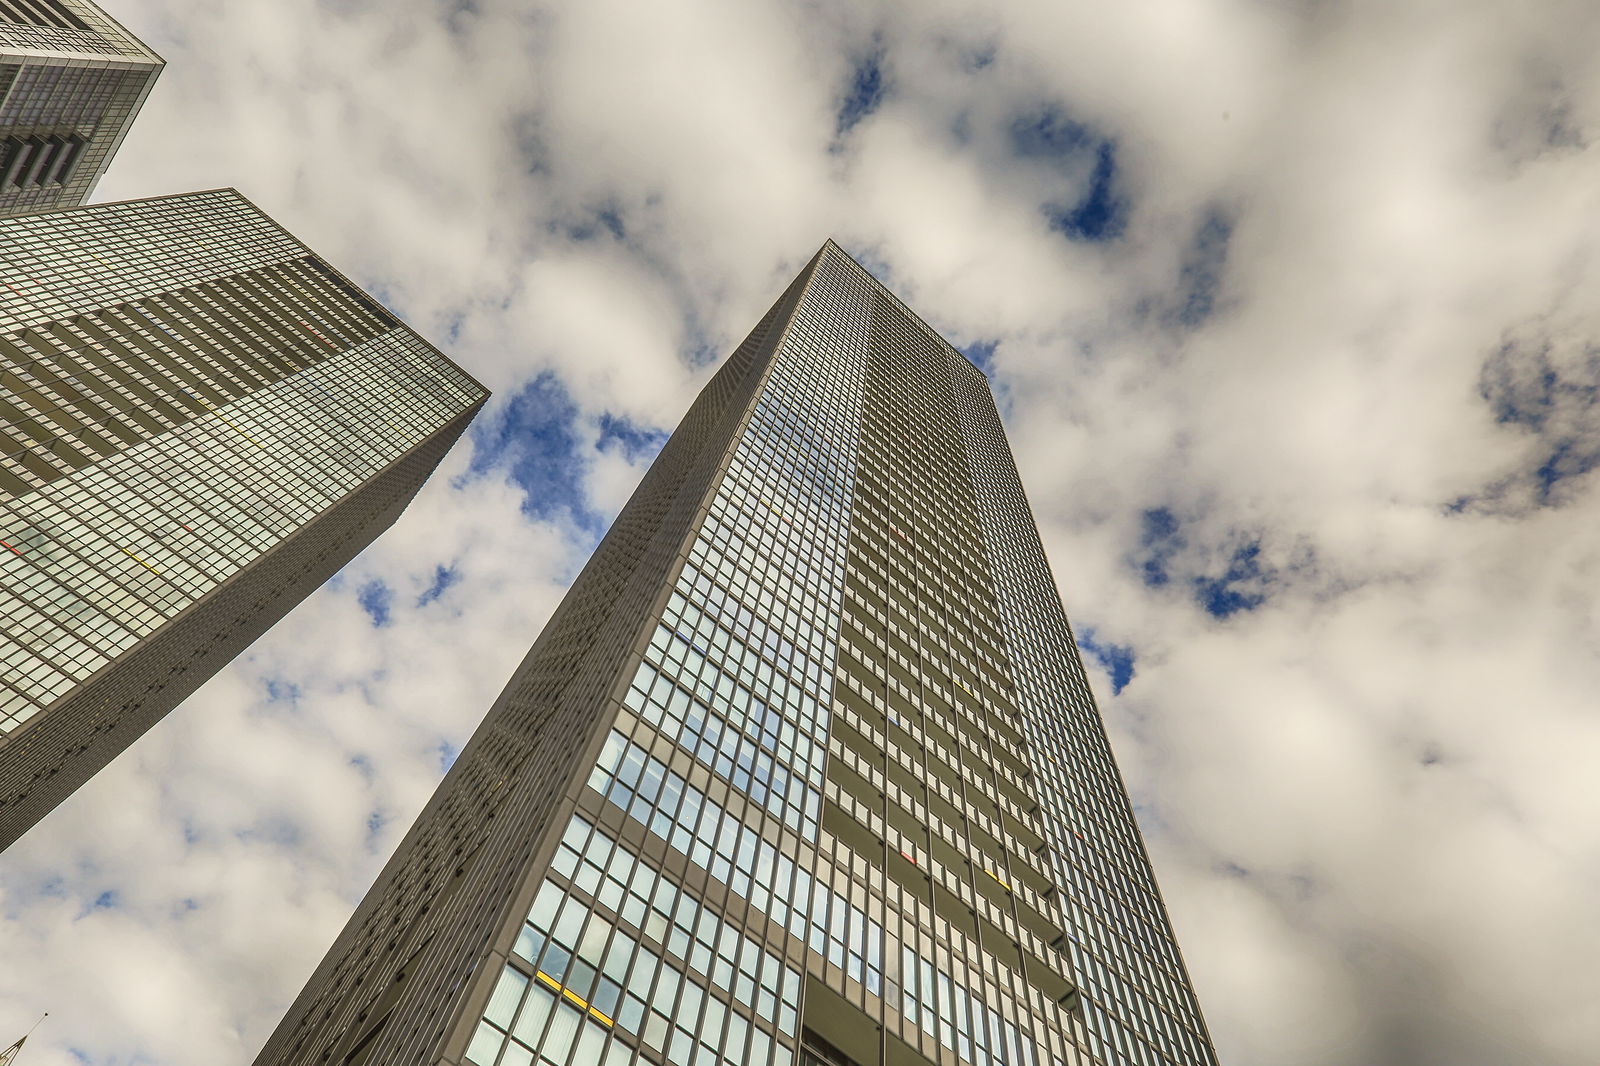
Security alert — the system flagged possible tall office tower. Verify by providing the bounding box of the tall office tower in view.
[257,243,1214,1066]
[0,0,163,218]
[0,188,487,849]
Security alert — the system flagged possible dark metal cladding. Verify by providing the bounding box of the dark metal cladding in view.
[255,244,1215,1066]
[0,0,164,218]
[0,188,488,849]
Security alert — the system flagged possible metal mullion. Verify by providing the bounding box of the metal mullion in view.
[120,302,249,404]
[291,257,392,340]
[274,360,398,478]
[204,276,317,378]
[159,452,281,568]
[0,625,75,706]
[0,578,120,673]
[94,307,228,412]
[227,270,331,367]
[183,444,300,540]
[166,285,297,386]
[1,429,74,484]
[64,318,193,435]
[248,261,369,360]
[87,462,233,590]
[43,329,159,451]
[5,331,120,441]
[136,296,265,397]
[0,523,155,652]
[13,494,192,623]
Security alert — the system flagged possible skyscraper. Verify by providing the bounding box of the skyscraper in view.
[256,243,1214,1066]
[0,0,163,218]
[0,188,487,849]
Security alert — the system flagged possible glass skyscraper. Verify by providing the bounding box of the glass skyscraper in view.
[0,188,487,849]
[256,243,1214,1066]
[0,0,163,218]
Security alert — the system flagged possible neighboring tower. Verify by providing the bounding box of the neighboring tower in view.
[0,188,487,849]
[0,0,163,218]
[255,243,1214,1066]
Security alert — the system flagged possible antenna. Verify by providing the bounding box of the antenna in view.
[0,1014,46,1066]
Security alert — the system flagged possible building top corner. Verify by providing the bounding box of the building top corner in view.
[805,238,994,386]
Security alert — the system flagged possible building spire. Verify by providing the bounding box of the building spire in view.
[0,1014,48,1065]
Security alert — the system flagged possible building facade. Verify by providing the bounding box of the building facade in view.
[255,243,1214,1066]
[0,188,487,849]
[0,0,162,218]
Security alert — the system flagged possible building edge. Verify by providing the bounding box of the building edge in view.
[251,246,827,1066]
[0,399,484,850]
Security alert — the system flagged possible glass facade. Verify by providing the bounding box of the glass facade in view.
[463,812,803,1066]
[0,188,487,849]
[255,242,1213,1066]
[0,0,163,218]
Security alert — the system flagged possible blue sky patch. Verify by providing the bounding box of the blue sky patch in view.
[1134,506,1184,586]
[235,817,305,850]
[417,564,460,607]
[1533,439,1600,504]
[470,371,595,524]
[1194,540,1271,619]
[1078,627,1136,694]
[597,412,669,464]
[1010,108,1097,159]
[1482,343,1559,430]
[844,244,896,287]
[962,44,996,71]
[263,677,301,704]
[555,204,627,243]
[357,579,393,627]
[836,46,887,136]
[595,207,626,241]
[1478,331,1600,504]
[1172,206,1234,327]
[364,282,404,321]
[1010,107,1128,243]
[960,339,998,376]
[685,339,724,369]
[442,312,465,345]
[1045,142,1126,242]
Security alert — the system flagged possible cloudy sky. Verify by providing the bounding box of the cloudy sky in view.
[4,0,1600,1063]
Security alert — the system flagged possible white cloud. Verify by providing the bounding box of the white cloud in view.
[3,0,1599,1064]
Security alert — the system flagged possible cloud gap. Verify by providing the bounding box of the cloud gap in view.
[960,339,998,377]
[1193,540,1272,620]
[1170,206,1235,329]
[597,412,669,464]
[1010,107,1127,242]
[468,371,596,525]
[551,203,628,244]
[1134,506,1185,587]
[1477,325,1600,506]
[836,44,887,138]
[416,564,461,607]
[1078,627,1136,694]
[356,580,394,628]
